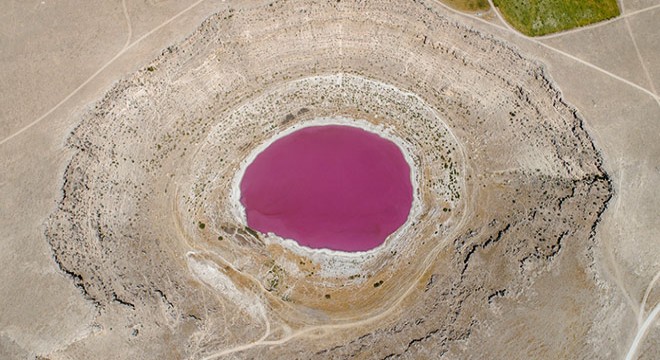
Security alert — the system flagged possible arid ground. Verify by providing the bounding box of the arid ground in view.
[0,1,658,359]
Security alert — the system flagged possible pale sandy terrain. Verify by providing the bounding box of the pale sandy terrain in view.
[0,0,657,359]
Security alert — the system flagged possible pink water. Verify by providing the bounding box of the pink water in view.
[239,125,413,252]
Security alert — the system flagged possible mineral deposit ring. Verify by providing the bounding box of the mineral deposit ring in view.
[176,73,467,320]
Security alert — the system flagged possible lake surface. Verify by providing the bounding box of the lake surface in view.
[239,125,413,252]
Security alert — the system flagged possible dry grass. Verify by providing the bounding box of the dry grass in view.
[493,0,620,36]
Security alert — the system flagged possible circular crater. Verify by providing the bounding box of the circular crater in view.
[238,124,413,252]
[187,74,464,289]
[45,1,611,358]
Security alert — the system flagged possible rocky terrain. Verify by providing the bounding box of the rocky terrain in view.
[39,1,620,359]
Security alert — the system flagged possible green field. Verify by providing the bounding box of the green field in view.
[441,0,490,12]
[493,0,620,36]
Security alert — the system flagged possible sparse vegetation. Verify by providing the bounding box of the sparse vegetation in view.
[198,221,205,229]
[267,276,279,291]
[493,0,620,36]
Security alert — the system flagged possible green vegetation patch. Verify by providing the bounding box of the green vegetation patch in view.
[441,0,490,12]
[493,0,620,36]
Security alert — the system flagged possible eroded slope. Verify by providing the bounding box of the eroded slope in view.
[46,1,611,358]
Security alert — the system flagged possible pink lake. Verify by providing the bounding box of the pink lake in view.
[239,125,413,252]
